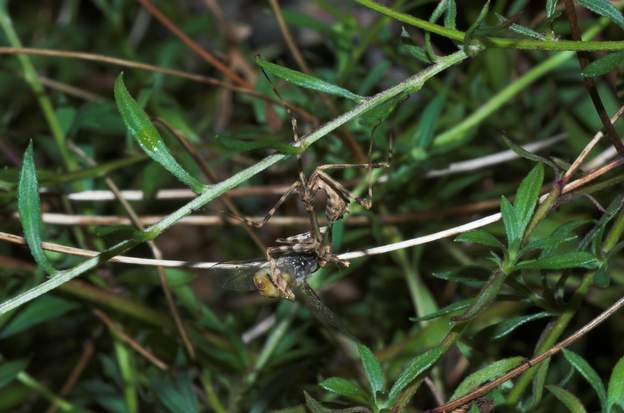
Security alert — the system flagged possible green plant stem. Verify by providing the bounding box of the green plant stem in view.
[17,372,94,413]
[0,48,470,316]
[200,371,227,413]
[603,206,624,253]
[0,3,76,172]
[113,338,138,413]
[356,0,624,52]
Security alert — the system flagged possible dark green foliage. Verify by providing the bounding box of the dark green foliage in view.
[2,2,624,413]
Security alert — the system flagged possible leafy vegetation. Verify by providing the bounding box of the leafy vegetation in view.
[2,1,624,412]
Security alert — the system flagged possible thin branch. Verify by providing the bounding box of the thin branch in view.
[94,310,169,370]
[135,0,249,87]
[564,105,624,181]
[44,338,95,413]
[562,0,624,156]
[426,293,624,413]
[0,47,317,119]
[356,0,624,52]
[0,50,474,315]
[4,152,621,270]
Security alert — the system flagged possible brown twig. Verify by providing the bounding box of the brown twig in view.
[44,338,95,413]
[0,47,319,120]
[135,0,249,87]
[426,293,624,413]
[94,309,169,370]
[562,0,624,156]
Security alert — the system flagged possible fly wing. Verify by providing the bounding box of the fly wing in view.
[208,259,267,292]
[292,281,354,338]
[218,268,257,292]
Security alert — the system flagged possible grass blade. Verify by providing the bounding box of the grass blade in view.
[114,74,204,193]
[257,57,364,102]
[18,142,56,275]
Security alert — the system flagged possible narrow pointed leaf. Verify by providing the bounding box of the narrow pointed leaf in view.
[465,0,491,42]
[578,0,624,31]
[358,344,385,397]
[546,0,559,19]
[150,372,199,413]
[516,252,599,270]
[114,74,204,193]
[319,377,369,403]
[0,359,29,389]
[387,347,444,403]
[18,142,56,275]
[416,92,447,149]
[583,51,624,77]
[547,385,588,413]
[410,299,472,322]
[502,136,559,172]
[451,357,524,400]
[0,295,78,339]
[563,349,607,412]
[501,195,520,246]
[256,58,363,102]
[492,312,553,340]
[445,0,457,29]
[514,163,544,237]
[304,391,332,413]
[455,230,503,249]
[608,355,624,413]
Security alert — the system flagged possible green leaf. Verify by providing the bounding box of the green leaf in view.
[212,134,299,155]
[546,0,559,19]
[319,377,369,403]
[358,344,385,398]
[387,347,444,403]
[501,135,560,173]
[528,359,551,408]
[304,391,332,413]
[399,44,432,64]
[547,385,588,413]
[583,51,624,78]
[150,372,199,413]
[465,0,491,43]
[514,163,544,238]
[17,142,56,275]
[501,195,520,246]
[516,251,600,270]
[578,0,624,31]
[455,230,503,249]
[495,13,546,40]
[608,355,624,413]
[0,359,28,389]
[451,357,524,400]
[410,299,472,322]
[445,0,457,29]
[432,267,489,287]
[0,295,78,338]
[416,92,447,149]
[256,57,363,102]
[492,312,553,340]
[563,349,607,412]
[114,74,204,193]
